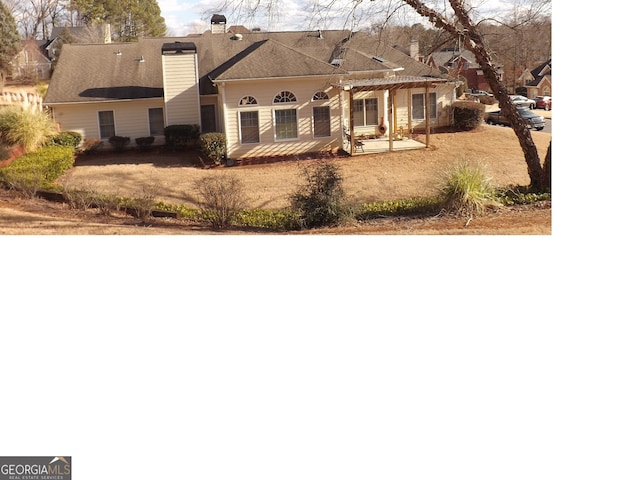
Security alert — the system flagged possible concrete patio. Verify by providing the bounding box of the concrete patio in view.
[347,136,427,155]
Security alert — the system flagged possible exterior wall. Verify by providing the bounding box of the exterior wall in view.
[345,85,455,137]
[526,76,551,99]
[50,98,166,144]
[162,52,201,127]
[221,77,342,159]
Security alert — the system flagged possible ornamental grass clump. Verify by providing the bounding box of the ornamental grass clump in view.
[438,160,500,217]
[0,107,58,153]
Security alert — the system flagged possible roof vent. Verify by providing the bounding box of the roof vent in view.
[330,58,343,67]
[231,33,243,40]
[373,56,386,63]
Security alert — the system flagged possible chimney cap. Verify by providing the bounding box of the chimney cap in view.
[211,14,227,24]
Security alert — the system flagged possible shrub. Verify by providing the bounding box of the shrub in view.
[135,136,155,151]
[193,174,247,228]
[108,135,130,151]
[78,138,104,155]
[235,209,301,231]
[289,161,351,228]
[164,124,200,151]
[438,160,500,217]
[129,181,161,221]
[0,146,75,191]
[355,197,440,220]
[62,182,98,211]
[0,107,58,152]
[452,101,485,131]
[199,132,227,166]
[49,131,82,148]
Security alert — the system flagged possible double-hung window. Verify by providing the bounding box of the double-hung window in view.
[312,91,331,138]
[273,91,298,141]
[98,110,115,139]
[411,94,425,121]
[239,96,259,144]
[412,92,437,121]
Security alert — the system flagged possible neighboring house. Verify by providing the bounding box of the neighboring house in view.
[518,59,551,99]
[44,16,457,160]
[10,38,52,81]
[426,48,503,93]
[44,24,112,65]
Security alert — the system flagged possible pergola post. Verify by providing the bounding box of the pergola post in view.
[348,88,355,156]
[388,89,394,152]
[425,84,430,148]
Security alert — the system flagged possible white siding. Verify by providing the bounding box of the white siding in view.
[50,99,166,145]
[222,78,342,159]
[162,53,200,127]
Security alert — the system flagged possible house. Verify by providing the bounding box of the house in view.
[426,48,503,93]
[518,59,551,99]
[43,15,457,160]
[10,38,52,81]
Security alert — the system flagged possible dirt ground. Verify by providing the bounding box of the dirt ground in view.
[0,122,551,235]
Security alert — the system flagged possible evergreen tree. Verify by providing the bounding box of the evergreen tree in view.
[0,0,21,88]
[70,0,166,41]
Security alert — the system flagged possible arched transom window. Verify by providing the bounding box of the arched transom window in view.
[239,95,258,106]
[312,91,329,101]
[274,91,297,103]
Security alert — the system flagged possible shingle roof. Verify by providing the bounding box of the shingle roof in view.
[525,59,551,87]
[44,29,449,105]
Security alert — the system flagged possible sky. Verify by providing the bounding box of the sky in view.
[156,0,528,37]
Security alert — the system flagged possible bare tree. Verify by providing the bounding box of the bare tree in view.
[400,0,550,190]
[203,0,550,191]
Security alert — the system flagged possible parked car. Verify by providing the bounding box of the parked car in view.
[485,107,546,131]
[534,96,552,110]
[471,89,493,96]
[508,95,536,109]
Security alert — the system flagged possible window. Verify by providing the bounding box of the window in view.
[240,111,259,144]
[411,94,425,121]
[148,108,164,136]
[353,98,378,127]
[313,106,331,137]
[274,109,297,140]
[200,105,217,133]
[274,91,297,103]
[429,92,437,119]
[312,91,329,101]
[98,111,115,139]
[239,96,257,106]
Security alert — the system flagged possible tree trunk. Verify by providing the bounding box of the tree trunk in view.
[542,140,551,190]
[401,0,546,191]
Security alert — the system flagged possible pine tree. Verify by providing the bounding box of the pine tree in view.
[0,1,21,88]
[70,0,166,42]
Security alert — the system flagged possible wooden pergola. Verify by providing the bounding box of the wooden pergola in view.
[334,76,449,155]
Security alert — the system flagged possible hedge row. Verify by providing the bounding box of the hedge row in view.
[0,145,75,188]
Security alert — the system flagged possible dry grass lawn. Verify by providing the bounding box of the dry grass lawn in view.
[0,122,551,235]
[58,125,551,211]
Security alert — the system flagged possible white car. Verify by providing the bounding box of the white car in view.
[509,95,536,109]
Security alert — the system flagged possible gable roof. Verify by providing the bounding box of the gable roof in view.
[525,59,551,87]
[44,29,449,105]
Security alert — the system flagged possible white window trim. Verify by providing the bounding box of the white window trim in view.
[272,107,299,142]
[238,110,260,144]
[148,107,165,137]
[312,105,331,138]
[97,110,116,139]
